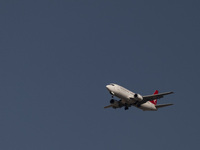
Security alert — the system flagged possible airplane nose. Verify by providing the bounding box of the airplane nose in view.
[106,85,110,90]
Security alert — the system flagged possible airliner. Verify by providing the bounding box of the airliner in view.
[104,83,174,111]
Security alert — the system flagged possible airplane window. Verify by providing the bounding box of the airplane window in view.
[110,84,114,86]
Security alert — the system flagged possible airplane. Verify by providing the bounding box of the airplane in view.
[104,83,174,111]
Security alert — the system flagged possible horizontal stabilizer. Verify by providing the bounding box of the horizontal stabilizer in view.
[156,103,173,109]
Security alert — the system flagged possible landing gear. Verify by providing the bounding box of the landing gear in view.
[109,92,114,98]
[134,102,141,107]
[124,106,129,110]
[124,103,129,110]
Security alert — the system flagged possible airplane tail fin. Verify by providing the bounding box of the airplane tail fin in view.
[150,90,158,105]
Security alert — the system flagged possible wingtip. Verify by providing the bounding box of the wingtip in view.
[104,105,112,109]
[168,91,174,94]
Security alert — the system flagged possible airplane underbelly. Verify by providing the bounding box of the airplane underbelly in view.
[115,92,129,100]
[115,92,131,104]
[140,103,157,111]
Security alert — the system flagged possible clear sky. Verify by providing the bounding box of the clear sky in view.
[0,0,200,150]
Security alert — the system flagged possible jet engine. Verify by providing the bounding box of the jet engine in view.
[110,99,122,108]
[134,93,143,101]
[110,99,115,104]
[134,93,138,98]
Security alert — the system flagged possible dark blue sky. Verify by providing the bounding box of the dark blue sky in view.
[0,0,200,149]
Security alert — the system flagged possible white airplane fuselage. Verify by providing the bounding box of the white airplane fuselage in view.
[106,84,157,111]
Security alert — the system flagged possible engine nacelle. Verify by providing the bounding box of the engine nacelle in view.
[134,93,138,98]
[134,93,143,101]
[110,99,121,107]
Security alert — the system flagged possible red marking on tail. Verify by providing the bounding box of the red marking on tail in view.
[150,90,158,105]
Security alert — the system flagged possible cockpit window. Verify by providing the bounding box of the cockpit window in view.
[110,83,115,86]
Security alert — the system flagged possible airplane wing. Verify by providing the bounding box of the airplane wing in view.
[143,92,173,101]
[104,99,127,109]
[138,92,174,105]
[104,105,113,109]
[156,103,173,109]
